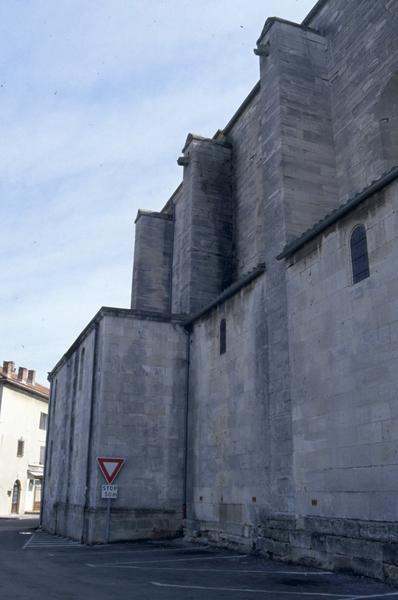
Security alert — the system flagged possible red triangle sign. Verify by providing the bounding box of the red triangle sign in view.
[97,457,125,484]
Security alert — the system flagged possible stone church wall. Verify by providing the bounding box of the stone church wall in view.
[42,325,98,540]
[131,211,174,313]
[43,310,187,543]
[225,88,264,277]
[42,0,398,582]
[256,19,339,243]
[306,0,398,200]
[87,312,187,543]
[185,276,268,545]
[285,180,398,579]
[171,184,189,314]
[171,136,234,314]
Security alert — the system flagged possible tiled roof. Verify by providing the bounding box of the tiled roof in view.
[0,367,49,400]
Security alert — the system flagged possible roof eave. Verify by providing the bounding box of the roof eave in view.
[0,378,49,401]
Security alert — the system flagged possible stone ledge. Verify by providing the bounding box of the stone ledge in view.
[134,209,173,224]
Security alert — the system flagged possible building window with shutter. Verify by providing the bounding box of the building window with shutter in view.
[39,446,45,465]
[350,225,370,284]
[39,412,47,431]
[17,439,24,457]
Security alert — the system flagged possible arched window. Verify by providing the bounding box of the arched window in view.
[11,480,21,514]
[220,319,226,355]
[350,225,370,284]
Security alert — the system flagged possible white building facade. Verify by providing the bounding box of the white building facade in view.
[0,361,49,516]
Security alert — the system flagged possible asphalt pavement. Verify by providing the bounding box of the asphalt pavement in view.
[1,517,398,599]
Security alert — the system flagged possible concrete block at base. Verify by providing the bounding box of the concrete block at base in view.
[85,508,183,544]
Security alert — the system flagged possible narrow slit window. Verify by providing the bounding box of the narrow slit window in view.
[72,350,79,396]
[350,225,370,284]
[79,347,85,391]
[220,318,226,355]
[52,379,58,416]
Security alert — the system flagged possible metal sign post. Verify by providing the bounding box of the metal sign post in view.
[97,457,125,544]
[105,497,111,543]
[101,485,118,543]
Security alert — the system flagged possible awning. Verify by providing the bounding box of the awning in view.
[27,465,44,479]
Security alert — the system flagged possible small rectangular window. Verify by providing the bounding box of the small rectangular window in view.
[72,350,79,396]
[39,446,45,465]
[17,439,24,457]
[39,412,47,431]
[52,379,58,416]
[79,348,85,391]
[351,225,370,284]
[220,319,226,355]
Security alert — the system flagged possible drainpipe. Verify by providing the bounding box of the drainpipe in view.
[182,326,191,522]
[81,322,99,543]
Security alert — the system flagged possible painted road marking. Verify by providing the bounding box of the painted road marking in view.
[151,581,353,597]
[22,534,38,549]
[23,532,81,549]
[344,594,398,599]
[89,544,210,552]
[87,554,247,567]
[102,564,332,575]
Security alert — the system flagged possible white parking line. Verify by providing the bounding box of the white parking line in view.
[23,532,81,550]
[104,564,332,575]
[22,535,35,549]
[50,545,211,557]
[151,581,352,597]
[87,554,247,567]
[344,594,398,599]
[29,544,82,548]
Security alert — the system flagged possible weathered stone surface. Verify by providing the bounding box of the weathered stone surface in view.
[171,136,234,314]
[131,211,173,313]
[289,182,398,529]
[42,0,398,584]
[42,311,187,543]
[309,0,398,199]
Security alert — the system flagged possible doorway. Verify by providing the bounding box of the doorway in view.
[11,480,21,514]
[33,479,42,512]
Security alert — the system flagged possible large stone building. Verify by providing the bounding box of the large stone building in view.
[42,0,398,582]
[0,361,49,515]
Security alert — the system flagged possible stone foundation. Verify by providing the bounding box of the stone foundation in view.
[185,515,398,584]
[44,502,183,544]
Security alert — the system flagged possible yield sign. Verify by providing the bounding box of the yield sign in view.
[97,457,125,484]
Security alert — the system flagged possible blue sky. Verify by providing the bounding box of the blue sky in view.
[0,0,315,385]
